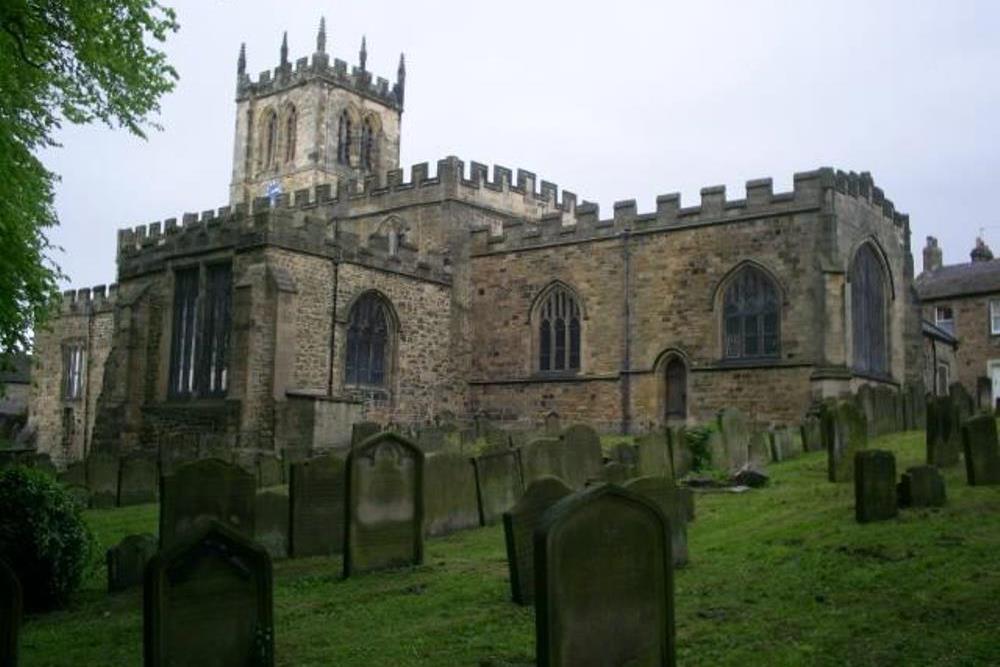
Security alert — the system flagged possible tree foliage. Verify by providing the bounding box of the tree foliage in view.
[0,0,178,371]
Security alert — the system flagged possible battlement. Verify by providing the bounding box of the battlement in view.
[60,283,118,315]
[470,167,911,254]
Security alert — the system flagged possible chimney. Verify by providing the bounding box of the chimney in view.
[923,236,942,273]
[971,236,994,263]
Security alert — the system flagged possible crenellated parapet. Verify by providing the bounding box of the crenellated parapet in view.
[470,167,911,254]
[59,283,118,315]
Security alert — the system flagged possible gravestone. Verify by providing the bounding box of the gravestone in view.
[254,490,289,560]
[416,426,448,453]
[854,450,897,523]
[927,395,961,467]
[1,558,21,667]
[747,431,771,469]
[800,415,823,453]
[59,461,87,488]
[609,442,638,467]
[521,438,567,487]
[534,484,675,667]
[856,384,876,437]
[422,452,480,537]
[143,521,274,667]
[623,476,689,568]
[769,426,802,462]
[157,434,199,476]
[873,386,899,435]
[560,424,604,487]
[257,455,283,488]
[635,431,670,478]
[351,421,380,448]
[289,453,346,557]
[473,448,524,525]
[343,433,424,576]
[118,455,159,506]
[280,446,312,484]
[544,412,561,436]
[950,382,975,425]
[231,450,258,479]
[961,414,1000,486]
[706,430,726,470]
[159,458,256,550]
[502,476,573,605]
[678,486,695,522]
[897,465,946,508]
[86,453,120,508]
[106,533,157,593]
[827,401,868,483]
[717,408,750,471]
[667,426,692,478]
[602,461,632,484]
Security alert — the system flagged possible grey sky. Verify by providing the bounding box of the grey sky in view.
[41,0,1000,290]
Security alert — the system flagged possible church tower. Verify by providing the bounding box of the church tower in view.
[229,18,405,204]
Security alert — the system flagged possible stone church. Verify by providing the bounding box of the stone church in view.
[28,23,925,464]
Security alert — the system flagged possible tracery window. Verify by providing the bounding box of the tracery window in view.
[851,244,888,375]
[537,286,581,372]
[345,293,392,388]
[284,107,297,163]
[360,118,376,171]
[264,110,278,168]
[337,111,352,165]
[169,263,232,398]
[62,343,85,400]
[722,265,780,359]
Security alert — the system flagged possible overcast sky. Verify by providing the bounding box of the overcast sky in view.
[41,0,1000,289]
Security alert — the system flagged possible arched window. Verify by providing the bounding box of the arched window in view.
[851,244,888,375]
[664,356,687,420]
[345,293,392,388]
[337,111,352,165]
[722,265,780,359]
[360,118,376,171]
[264,111,278,168]
[284,107,297,163]
[537,286,581,372]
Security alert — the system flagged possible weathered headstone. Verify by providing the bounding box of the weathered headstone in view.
[800,415,823,452]
[623,476,689,568]
[86,453,120,509]
[422,452,479,537]
[157,434,199,476]
[143,521,274,667]
[58,461,87,488]
[769,426,803,462]
[106,533,157,593]
[854,450,897,523]
[950,382,975,425]
[927,395,961,467]
[601,461,632,483]
[343,432,424,576]
[521,438,566,487]
[827,401,868,483]
[280,446,312,484]
[288,453,346,557]
[678,486,695,522]
[350,421,380,448]
[543,412,561,436]
[472,448,524,525]
[502,476,573,605]
[897,465,946,508]
[856,384,876,437]
[560,424,604,487]
[534,484,675,667]
[0,558,21,667]
[609,442,638,467]
[254,490,289,560]
[873,386,900,435]
[636,431,670,478]
[667,426,692,478]
[257,454,283,488]
[159,458,256,550]
[747,431,771,469]
[717,408,750,471]
[961,414,1000,486]
[118,455,159,506]
[415,426,447,453]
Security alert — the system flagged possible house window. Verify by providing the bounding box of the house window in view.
[537,286,581,372]
[345,292,392,388]
[935,305,955,335]
[722,266,780,359]
[851,244,888,375]
[62,344,85,400]
[991,300,1000,335]
[337,111,352,165]
[169,263,232,398]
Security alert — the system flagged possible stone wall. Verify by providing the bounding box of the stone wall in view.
[922,293,1000,396]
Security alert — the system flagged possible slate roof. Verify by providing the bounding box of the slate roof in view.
[915,259,1000,300]
[921,319,958,346]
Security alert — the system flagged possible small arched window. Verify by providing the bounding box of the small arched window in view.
[345,293,392,388]
[284,107,297,163]
[337,111,352,165]
[723,265,780,359]
[537,286,581,372]
[265,111,278,168]
[851,244,888,375]
[360,118,376,171]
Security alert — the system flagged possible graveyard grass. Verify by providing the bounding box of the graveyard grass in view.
[20,429,1000,666]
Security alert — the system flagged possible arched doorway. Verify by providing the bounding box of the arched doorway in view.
[664,356,687,422]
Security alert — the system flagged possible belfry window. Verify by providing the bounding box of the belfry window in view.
[337,111,352,165]
[345,293,392,388]
[169,263,232,398]
[723,266,780,359]
[537,286,581,372]
[851,244,889,375]
[284,107,297,163]
[264,111,278,168]
[62,343,85,400]
[360,118,375,171]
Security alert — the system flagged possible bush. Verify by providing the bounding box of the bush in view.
[0,466,95,611]
[685,423,717,472]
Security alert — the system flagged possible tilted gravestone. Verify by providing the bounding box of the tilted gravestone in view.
[106,533,157,593]
[289,453,346,557]
[502,476,573,605]
[926,395,961,467]
[717,408,750,472]
[422,452,479,537]
[351,421,380,448]
[254,490,289,560]
[143,521,274,667]
[534,484,675,667]
[1,558,21,667]
[343,433,424,576]
[827,401,868,483]
[961,415,1000,486]
[159,458,256,550]
[86,453,120,508]
[257,455,284,488]
[635,431,670,478]
[854,450,897,523]
[897,465,946,508]
[560,424,604,487]
[473,448,524,525]
[623,476,689,568]
[118,455,159,506]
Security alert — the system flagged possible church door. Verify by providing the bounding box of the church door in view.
[665,357,687,422]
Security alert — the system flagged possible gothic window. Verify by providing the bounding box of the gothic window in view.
[337,111,352,165]
[264,110,278,168]
[345,293,392,388]
[169,263,233,398]
[537,286,582,372]
[851,244,888,375]
[62,343,85,400]
[722,265,780,359]
[664,356,687,420]
[360,117,376,171]
[284,107,297,163]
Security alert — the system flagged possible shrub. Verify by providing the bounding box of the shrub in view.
[0,466,95,611]
[685,423,717,472]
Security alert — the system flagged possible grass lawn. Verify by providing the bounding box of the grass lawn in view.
[19,429,1000,666]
